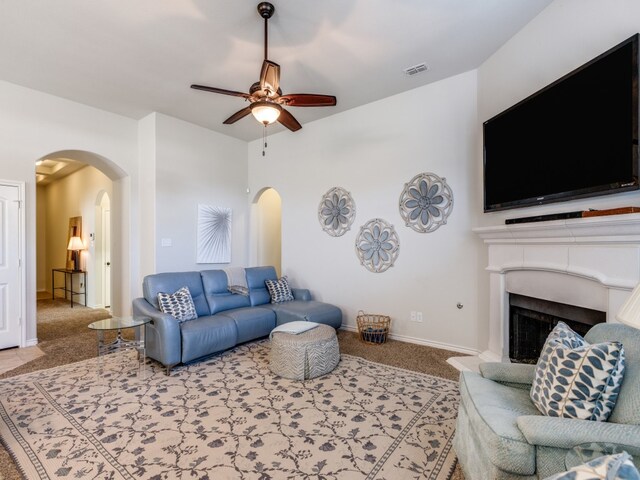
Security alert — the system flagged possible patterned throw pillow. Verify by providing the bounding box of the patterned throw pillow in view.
[265,276,294,304]
[157,286,198,322]
[545,452,640,480]
[530,322,625,421]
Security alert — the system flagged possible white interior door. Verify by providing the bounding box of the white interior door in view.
[102,206,111,309]
[0,184,21,349]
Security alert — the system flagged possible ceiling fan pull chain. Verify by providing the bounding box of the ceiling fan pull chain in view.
[262,123,267,156]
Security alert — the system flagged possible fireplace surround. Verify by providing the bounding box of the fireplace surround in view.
[474,213,640,363]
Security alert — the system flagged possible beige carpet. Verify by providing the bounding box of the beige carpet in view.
[0,300,465,479]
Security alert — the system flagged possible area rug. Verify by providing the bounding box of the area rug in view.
[0,340,459,479]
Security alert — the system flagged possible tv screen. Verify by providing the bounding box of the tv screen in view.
[483,34,639,212]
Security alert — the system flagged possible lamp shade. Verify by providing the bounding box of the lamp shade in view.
[616,283,640,329]
[67,236,85,251]
[250,101,282,125]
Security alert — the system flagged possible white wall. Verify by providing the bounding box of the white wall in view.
[0,80,138,344]
[154,114,250,272]
[40,165,112,307]
[35,186,47,292]
[249,71,481,354]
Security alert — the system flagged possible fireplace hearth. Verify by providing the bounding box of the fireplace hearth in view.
[509,293,606,363]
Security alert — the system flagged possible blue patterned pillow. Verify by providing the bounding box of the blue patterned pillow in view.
[545,452,640,480]
[265,276,294,304]
[157,286,198,322]
[530,322,625,421]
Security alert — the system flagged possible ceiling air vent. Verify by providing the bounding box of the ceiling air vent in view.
[403,63,429,76]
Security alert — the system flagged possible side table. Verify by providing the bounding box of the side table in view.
[51,268,87,307]
[88,316,150,375]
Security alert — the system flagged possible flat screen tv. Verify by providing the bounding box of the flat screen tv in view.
[483,33,639,212]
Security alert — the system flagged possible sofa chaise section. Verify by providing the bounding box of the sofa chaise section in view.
[132,266,342,374]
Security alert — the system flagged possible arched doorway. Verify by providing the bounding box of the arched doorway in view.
[35,150,127,320]
[253,188,282,275]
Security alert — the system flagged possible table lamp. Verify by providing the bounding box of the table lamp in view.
[67,236,85,271]
[616,282,640,329]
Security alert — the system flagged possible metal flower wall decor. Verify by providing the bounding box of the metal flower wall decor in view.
[399,172,454,233]
[355,218,400,273]
[318,187,356,237]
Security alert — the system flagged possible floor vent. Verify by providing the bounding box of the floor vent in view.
[403,63,429,76]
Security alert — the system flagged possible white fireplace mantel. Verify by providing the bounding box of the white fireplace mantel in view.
[473,213,640,362]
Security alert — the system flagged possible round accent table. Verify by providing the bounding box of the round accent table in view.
[269,323,340,380]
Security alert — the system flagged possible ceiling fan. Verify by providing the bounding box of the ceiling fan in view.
[191,2,336,132]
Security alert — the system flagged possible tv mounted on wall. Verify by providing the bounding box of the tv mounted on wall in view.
[483,33,639,213]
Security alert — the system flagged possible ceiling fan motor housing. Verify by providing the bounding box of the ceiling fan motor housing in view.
[257,2,275,19]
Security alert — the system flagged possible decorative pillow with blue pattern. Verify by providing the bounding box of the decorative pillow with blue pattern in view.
[545,452,640,480]
[157,286,198,322]
[530,321,625,421]
[265,276,294,303]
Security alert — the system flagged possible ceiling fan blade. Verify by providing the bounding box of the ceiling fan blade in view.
[191,84,251,99]
[278,93,336,107]
[277,108,302,132]
[223,106,252,124]
[259,60,280,95]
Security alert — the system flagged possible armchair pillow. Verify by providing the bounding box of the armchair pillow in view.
[157,286,198,322]
[531,322,625,421]
[544,452,640,480]
[265,276,294,303]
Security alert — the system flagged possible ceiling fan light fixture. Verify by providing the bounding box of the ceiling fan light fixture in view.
[250,101,282,125]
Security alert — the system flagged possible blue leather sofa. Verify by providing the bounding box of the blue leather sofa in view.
[132,266,342,374]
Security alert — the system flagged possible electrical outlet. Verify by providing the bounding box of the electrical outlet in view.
[416,311,423,323]
[410,311,416,322]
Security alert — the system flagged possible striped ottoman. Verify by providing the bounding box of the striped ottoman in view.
[269,323,340,380]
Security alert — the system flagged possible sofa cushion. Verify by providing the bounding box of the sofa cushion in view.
[157,286,198,322]
[263,300,342,328]
[459,371,540,475]
[265,276,294,303]
[143,271,210,317]
[246,266,278,306]
[545,452,640,480]
[180,315,238,364]
[584,323,640,425]
[218,307,276,344]
[201,270,251,314]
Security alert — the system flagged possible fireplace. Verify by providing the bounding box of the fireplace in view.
[509,293,606,363]
[473,213,640,363]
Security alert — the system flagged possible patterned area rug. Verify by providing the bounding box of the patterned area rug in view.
[0,340,459,479]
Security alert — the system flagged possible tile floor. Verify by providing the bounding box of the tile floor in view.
[0,345,44,375]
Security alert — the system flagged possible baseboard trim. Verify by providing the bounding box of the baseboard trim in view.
[24,338,38,347]
[340,325,479,356]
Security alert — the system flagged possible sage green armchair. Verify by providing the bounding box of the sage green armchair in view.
[453,323,640,479]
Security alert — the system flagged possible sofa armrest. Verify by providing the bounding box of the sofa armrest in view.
[479,362,536,386]
[132,297,181,368]
[291,288,312,301]
[517,415,640,450]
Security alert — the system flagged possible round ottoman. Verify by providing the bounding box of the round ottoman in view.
[269,324,340,380]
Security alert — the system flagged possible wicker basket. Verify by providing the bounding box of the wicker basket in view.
[356,310,390,345]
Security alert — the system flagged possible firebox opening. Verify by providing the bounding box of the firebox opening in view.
[508,293,606,364]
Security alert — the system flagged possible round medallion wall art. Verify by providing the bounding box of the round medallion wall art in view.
[318,187,356,237]
[355,218,400,273]
[399,172,454,233]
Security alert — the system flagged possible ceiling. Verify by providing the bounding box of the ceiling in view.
[0,0,553,142]
[35,158,85,185]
